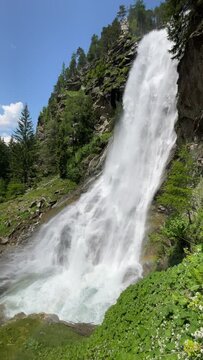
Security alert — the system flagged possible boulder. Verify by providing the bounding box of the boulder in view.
[5,220,11,227]
[0,237,9,245]
[30,200,37,208]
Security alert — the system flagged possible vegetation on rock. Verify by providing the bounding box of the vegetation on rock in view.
[0,176,76,241]
[148,144,203,268]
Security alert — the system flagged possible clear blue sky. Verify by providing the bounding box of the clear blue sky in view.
[0,0,162,140]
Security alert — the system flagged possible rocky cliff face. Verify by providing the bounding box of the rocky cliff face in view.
[177,20,203,140]
[82,34,137,132]
[59,33,137,136]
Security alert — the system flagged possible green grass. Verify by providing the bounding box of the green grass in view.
[0,316,87,360]
[0,176,76,238]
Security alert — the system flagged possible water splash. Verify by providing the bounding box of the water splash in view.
[0,30,178,324]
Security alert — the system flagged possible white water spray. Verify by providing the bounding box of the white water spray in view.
[0,30,178,324]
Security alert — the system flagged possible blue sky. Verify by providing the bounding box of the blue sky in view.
[0,0,162,141]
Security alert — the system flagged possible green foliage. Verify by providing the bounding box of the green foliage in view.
[67,132,111,183]
[128,0,155,37]
[0,178,7,203]
[13,104,36,184]
[83,248,203,360]
[163,215,189,242]
[54,63,67,94]
[56,91,95,178]
[187,208,203,245]
[0,316,87,360]
[6,181,26,198]
[64,91,95,146]
[153,2,169,28]
[76,47,87,70]
[14,105,34,144]
[117,5,127,21]
[0,138,10,180]
[87,34,101,62]
[37,90,96,178]
[149,145,202,265]
[158,146,197,215]
[69,52,77,78]
[100,18,121,54]
[0,176,76,237]
[39,115,59,176]
[87,60,107,82]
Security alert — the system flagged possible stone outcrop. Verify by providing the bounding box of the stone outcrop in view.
[177,20,203,140]
[83,33,137,131]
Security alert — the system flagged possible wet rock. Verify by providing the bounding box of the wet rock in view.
[0,237,9,245]
[5,220,11,227]
[30,200,37,208]
[157,205,166,213]
[37,198,46,209]
[54,190,60,195]
[12,312,27,321]
[39,313,60,324]
[49,200,57,208]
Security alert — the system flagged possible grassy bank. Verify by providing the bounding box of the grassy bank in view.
[0,315,88,360]
[0,176,76,240]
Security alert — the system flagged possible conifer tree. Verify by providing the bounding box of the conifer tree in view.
[69,53,77,78]
[87,34,101,63]
[117,5,127,21]
[0,138,10,180]
[76,47,87,71]
[13,104,36,184]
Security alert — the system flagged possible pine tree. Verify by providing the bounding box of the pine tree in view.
[13,104,36,184]
[117,5,127,21]
[76,47,87,71]
[100,18,121,54]
[58,126,68,179]
[54,62,67,93]
[69,53,77,78]
[87,34,101,63]
[0,138,10,180]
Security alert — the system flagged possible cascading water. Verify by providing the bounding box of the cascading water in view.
[0,30,178,324]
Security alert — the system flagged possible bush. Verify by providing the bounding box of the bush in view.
[67,133,111,183]
[158,146,196,216]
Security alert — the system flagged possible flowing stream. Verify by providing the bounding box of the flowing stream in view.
[0,30,178,324]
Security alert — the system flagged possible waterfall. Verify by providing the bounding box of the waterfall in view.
[0,30,178,324]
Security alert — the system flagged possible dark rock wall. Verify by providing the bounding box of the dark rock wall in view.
[177,20,203,140]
